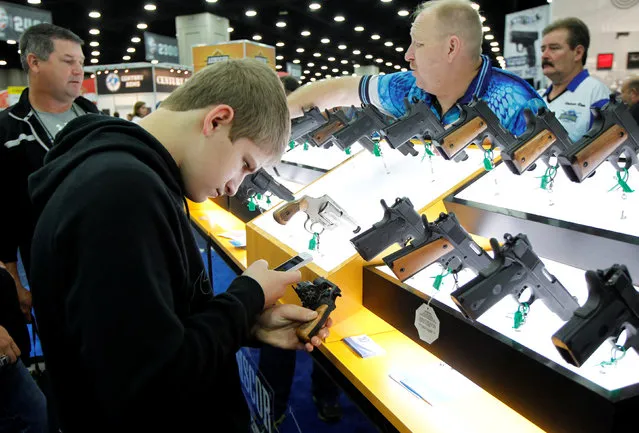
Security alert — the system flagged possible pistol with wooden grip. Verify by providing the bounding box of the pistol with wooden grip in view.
[382,212,492,283]
[294,277,342,342]
[501,107,575,175]
[350,197,426,262]
[306,107,353,149]
[291,106,328,142]
[379,98,443,154]
[432,97,517,162]
[273,194,361,234]
[557,95,639,183]
[451,234,579,321]
[552,264,639,367]
[236,168,295,203]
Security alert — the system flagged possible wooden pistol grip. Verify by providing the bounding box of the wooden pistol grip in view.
[273,198,308,225]
[312,121,347,144]
[571,124,627,180]
[296,304,332,343]
[511,129,557,173]
[390,238,452,282]
[439,117,488,159]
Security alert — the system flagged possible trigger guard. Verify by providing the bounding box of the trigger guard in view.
[304,218,325,235]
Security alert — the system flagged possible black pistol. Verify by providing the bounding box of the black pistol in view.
[552,264,639,367]
[291,106,328,142]
[236,168,295,203]
[350,197,425,262]
[294,277,342,342]
[380,98,445,154]
[451,234,580,321]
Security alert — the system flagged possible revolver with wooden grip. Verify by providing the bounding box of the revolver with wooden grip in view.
[350,197,425,262]
[552,264,639,367]
[294,277,341,342]
[432,97,517,162]
[273,194,361,234]
[501,107,575,175]
[451,234,580,321]
[379,98,442,155]
[558,95,639,183]
[382,212,492,283]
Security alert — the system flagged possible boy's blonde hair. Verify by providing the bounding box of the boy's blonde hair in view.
[162,58,290,162]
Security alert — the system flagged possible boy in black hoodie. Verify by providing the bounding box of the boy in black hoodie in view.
[27,58,330,432]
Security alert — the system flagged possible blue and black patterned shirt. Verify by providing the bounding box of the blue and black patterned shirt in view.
[358,55,547,137]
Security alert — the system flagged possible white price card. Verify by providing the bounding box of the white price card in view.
[415,303,440,344]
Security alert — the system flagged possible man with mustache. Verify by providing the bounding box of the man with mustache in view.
[540,18,610,141]
[288,0,545,147]
[620,75,639,126]
[0,24,99,300]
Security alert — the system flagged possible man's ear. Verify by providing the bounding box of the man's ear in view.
[447,35,461,62]
[202,104,235,137]
[574,45,585,65]
[27,53,40,73]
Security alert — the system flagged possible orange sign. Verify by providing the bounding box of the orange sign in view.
[192,40,276,73]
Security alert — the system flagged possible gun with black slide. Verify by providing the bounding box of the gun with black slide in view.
[294,277,342,342]
[350,197,425,261]
[307,107,353,149]
[501,107,574,175]
[291,106,328,142]
[332,104,419,156]
[236,168,295,204]
[432,97,517,162]
[552,264,639,367]
[557,95,639,183]
[383,212,492,283]
[451,233,580,321]
[510,30,538,67]
[380,98,445,152]
[273,194,361,234]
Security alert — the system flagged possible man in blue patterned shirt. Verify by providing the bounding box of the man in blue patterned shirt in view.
[288,0,546,139]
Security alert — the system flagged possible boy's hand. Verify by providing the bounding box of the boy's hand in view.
[0,325,21,364]
[253,304,331,351]
[242,260,301,308]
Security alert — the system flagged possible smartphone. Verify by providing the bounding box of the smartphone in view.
[274,252,313,272]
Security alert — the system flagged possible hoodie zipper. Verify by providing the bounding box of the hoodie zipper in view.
[8,111,51,152]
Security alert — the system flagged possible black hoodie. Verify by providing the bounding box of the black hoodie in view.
[28,115,265,432]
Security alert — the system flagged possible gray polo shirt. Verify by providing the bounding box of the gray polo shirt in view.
[34,103,85,140]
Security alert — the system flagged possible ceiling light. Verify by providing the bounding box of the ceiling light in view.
[89,29,100,35]
[482,26,490,32]
[0,60,6,66]
[127,47,136,53]
[342,71,349,75]
[371,34,380,40]
[394,65,400,70]
[334,15,345,22]
[354,26,364,32]
[471,2,480,10]
[228,27,234,33]
[395,47,404,52]
[123,55,131,61]
[27,0,41,4]
[490,41,499,47]
[206,0,218,2]
[496,56,504,61]
[97,71,101,75]
[89,41,99,47]
[321,38,330,44]
[91,51,100,56]
[144,4,157,11]
[315,72,321,76]
[384,61,392,66]
[353,63,360,68]
[338,44,347,50]
[151,59,158,64]
[310,78,316,82]
[325,75,331,78]
[301,30,311,36]
[276,55,283,60]
[300,75,305,79]
[332,68,339,73]
[245,9,257,17]
[293,59,300,64]
[375,58,383,63]
[352,50,360,55]
[276,65,282,69]
[7,39,16,45]
[309,3,321,10]
[90,58,98,64]
[365,54,373,59]
[276,21,286,28]
[384,41,393,47]
[398,9,409,16]
[304,69,310,74]
[137,23,148,29]
[491,47,499,52]
[381,0,392,2]
[313,52,321,57]
[91,74,95,78]
[252,34,262,40]
[131,37,141,43]
[485,34,494,40]
[276,42,285,47]
[327,56,335,61]
[321,65,328,70]
[307,62,314,67]
[480,16,486,22]
[89,11,101,18]
[296,48,305,53]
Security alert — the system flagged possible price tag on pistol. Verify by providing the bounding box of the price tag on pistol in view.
[415,303,440,344]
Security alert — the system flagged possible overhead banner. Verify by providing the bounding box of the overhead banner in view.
[144,32,179,64]
[155,68,190,93]
[97,68,153,94]
[504,5,550,87]
[0,1,52,42]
